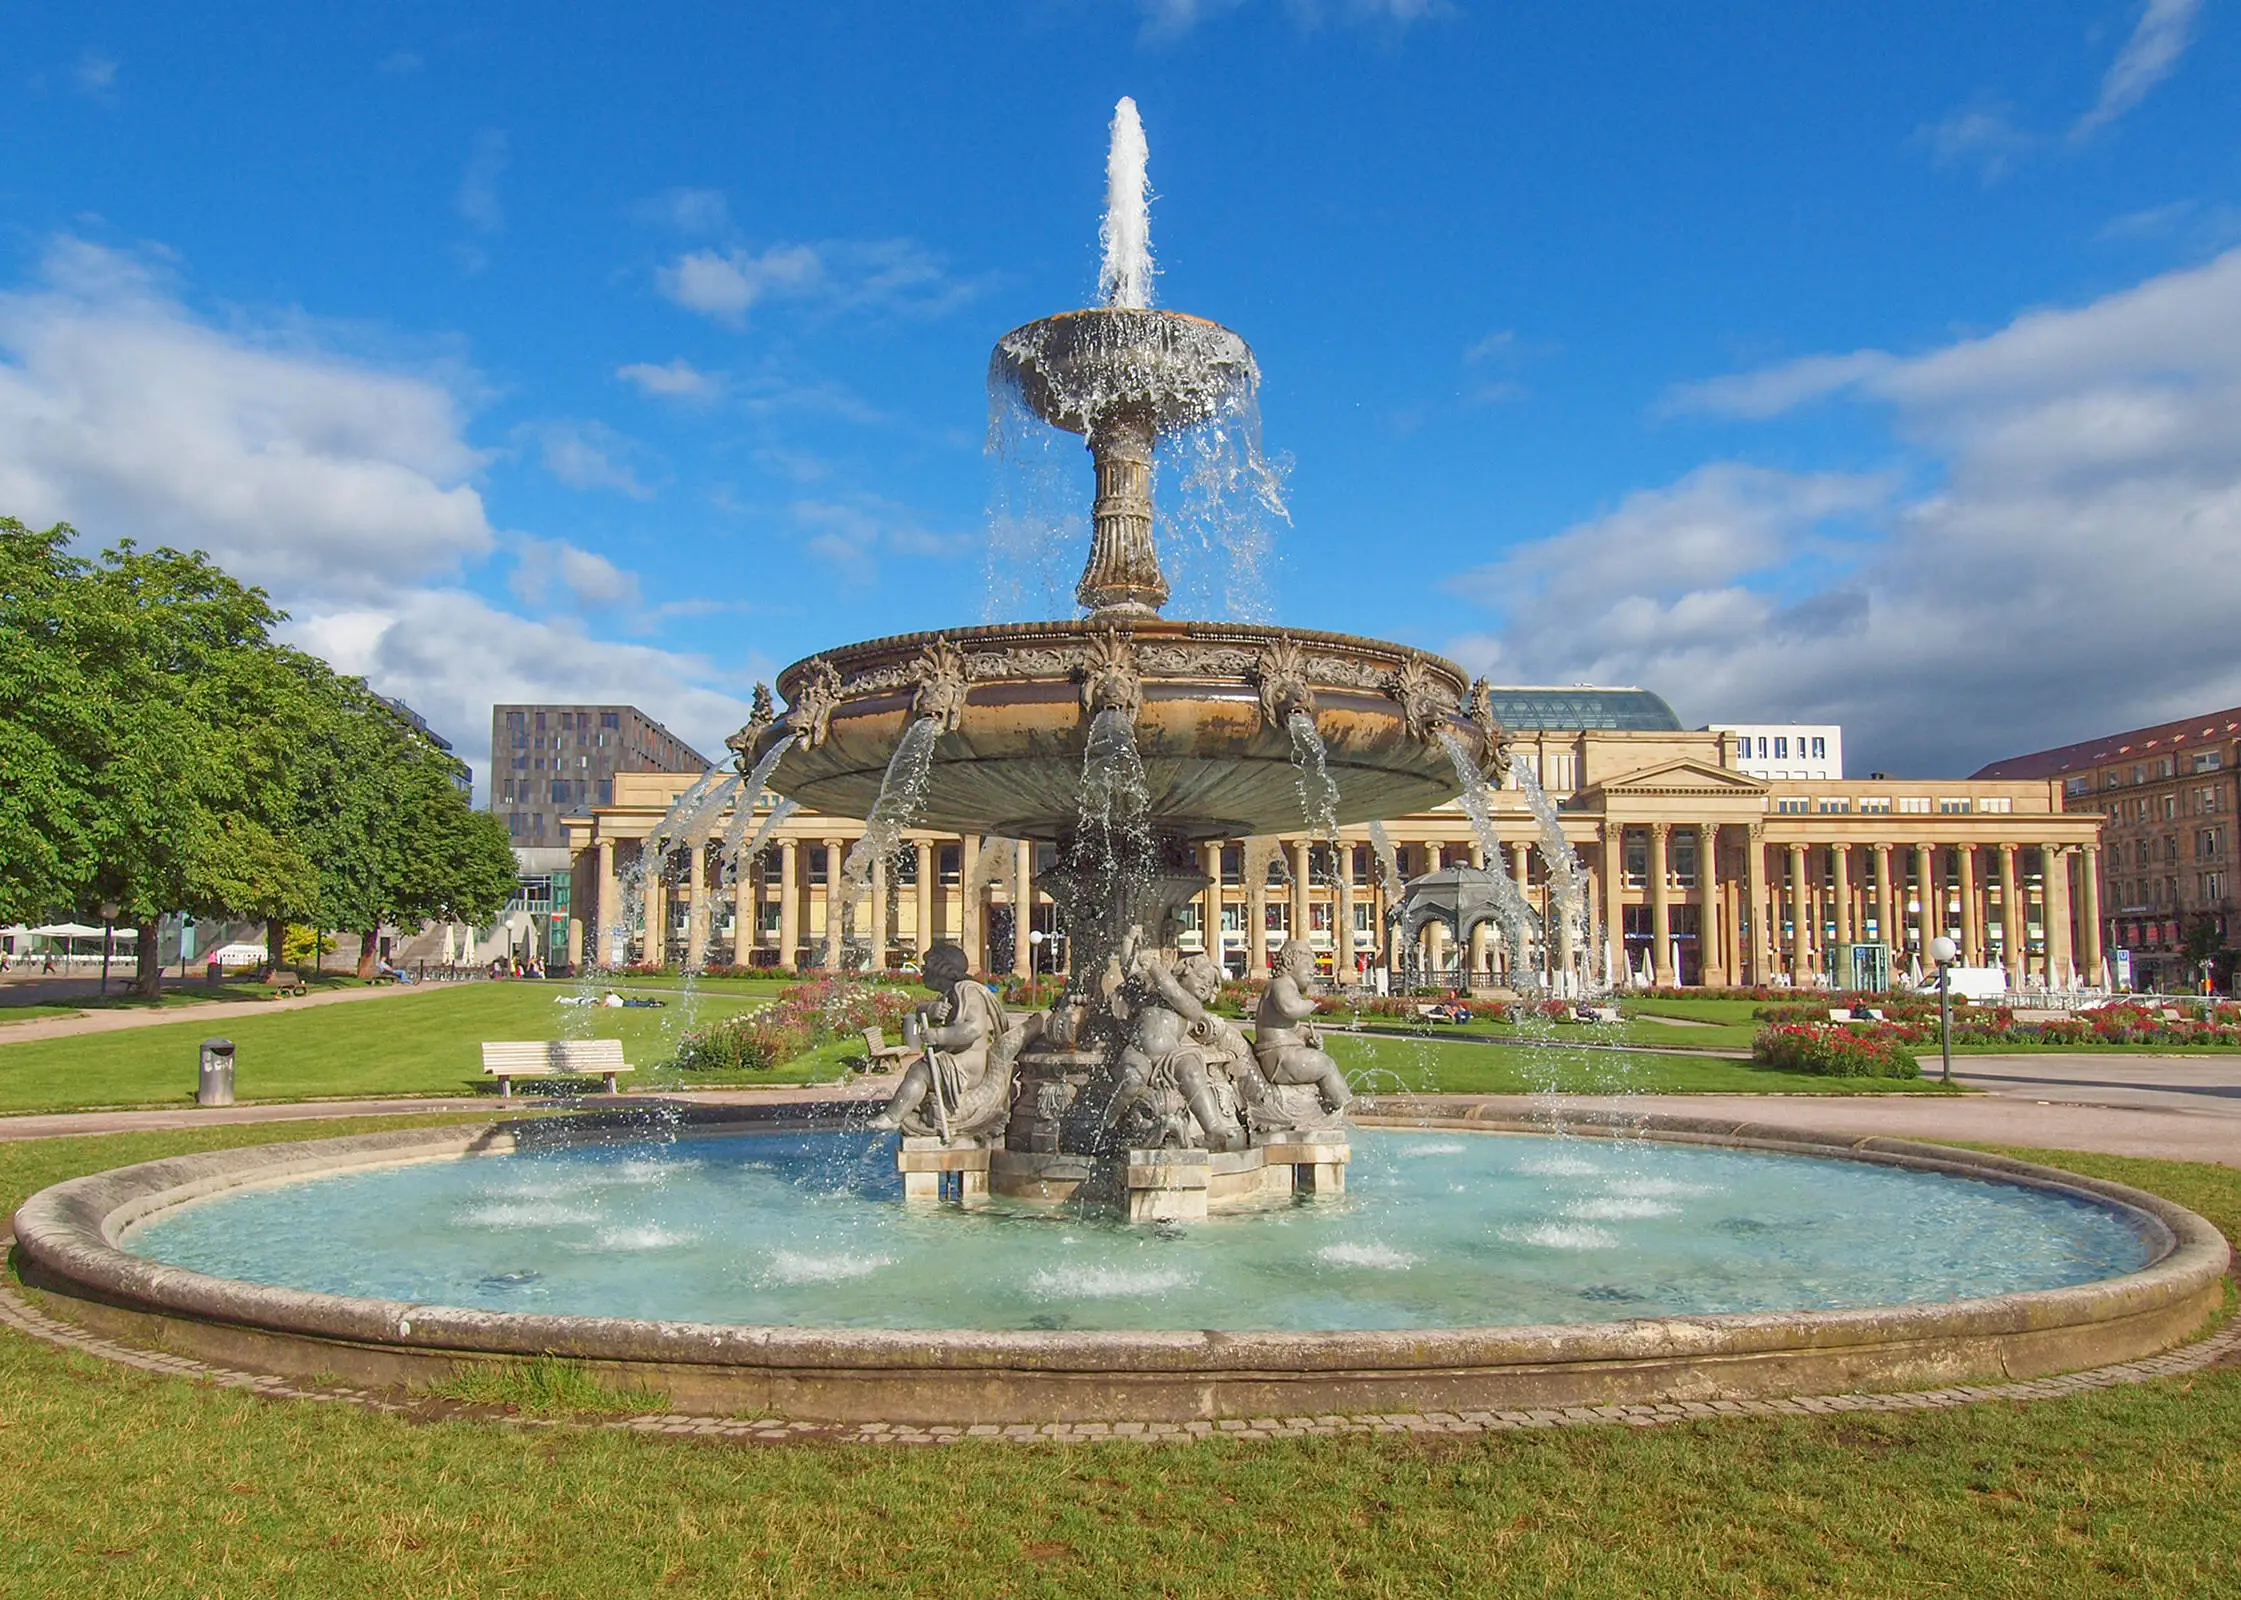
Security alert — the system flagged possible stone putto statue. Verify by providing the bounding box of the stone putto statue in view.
[1110,950,1258,1151]
[1252,938,1354,1119]
[868,943,1019,1140]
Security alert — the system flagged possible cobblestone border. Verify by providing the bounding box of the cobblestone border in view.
[6,1233,2235,1444]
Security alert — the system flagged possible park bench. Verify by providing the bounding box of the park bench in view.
[480,1039,634,1097]
[861,1027,919,1071]
[265,970,309,999]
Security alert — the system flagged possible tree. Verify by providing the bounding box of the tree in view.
[0,521,103,924]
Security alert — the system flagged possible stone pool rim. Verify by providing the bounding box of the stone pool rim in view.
[10,1103,2230,1425]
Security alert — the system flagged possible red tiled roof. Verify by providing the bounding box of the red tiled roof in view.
[1973,707,2241,780]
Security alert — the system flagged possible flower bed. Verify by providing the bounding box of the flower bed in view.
[1752,1023,1921,1078]
[672,980,917,1073]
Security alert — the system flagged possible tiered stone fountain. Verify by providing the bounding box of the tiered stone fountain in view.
[734,100,1503,1219]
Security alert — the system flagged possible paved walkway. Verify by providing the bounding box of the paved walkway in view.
[0,977,437,1044]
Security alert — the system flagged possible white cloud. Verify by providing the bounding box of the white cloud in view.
[0,238,492,601]
[2073,0,2201,141]
[655,239,968,328]
[1455,246,2241,775]
[0,235,755,797]
[525,419,654,499]
[511,538,642,611]
[1917,105,2034,183]
[638,187,731,235]
[456,130,508,234]
[790,492,971,581]
[289,590,755,784]
[74,54,118,98]
[1141,0,1446,37]
[615,357,722,402]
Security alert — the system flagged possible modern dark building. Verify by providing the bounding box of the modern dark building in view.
[375,694,472,795]
[490,704,710,848]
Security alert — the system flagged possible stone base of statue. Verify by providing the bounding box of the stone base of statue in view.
[897,1134,995,1207]
[966,1127,1349,1218]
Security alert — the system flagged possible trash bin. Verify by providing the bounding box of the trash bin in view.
[198,1038,235,1107]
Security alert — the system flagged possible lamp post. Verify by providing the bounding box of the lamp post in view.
[1028,927,1047,998]
[98,901,120,998]
[1930,934,1958,1085]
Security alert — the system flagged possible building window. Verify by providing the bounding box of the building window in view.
[2209,872,2228,900]
[1811,737,1826,760]
[1818,799,1850,814]
[596,778,613,804]
[938,845,961,885]
[893,849,918,885]
[1221,904,1245,934]
[1897,797,1931,814]
[600,711,620,730]
[2195,751,2225,773]
[1859,798,1891,814]
[1221,846,1243,886]
[1938,798,1970,814]
[1979,797,2012,814]
[1774,737,1789,759]
[1776,798,1810,814]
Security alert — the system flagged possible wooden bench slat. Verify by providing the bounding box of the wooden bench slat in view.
[480,1039,634,1096]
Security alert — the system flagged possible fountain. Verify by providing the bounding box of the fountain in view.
[9,101,2229,1429]
[735,97,1503,1219]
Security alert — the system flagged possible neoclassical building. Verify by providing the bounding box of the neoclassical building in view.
[561,691,2108,991]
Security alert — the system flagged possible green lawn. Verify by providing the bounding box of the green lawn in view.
[1330,1033,1957,1095]
[0,984,798,1113]
[2,1117,2236,1597]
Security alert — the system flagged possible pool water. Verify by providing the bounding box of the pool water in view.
[123,1128,2158,1333]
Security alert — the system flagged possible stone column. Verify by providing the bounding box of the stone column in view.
[2080,845,2104,985]
[596,838,617,967]
[1913,843,1934,971]
[1648,823,1673,987]
[1201,843,1224,970]
[1600,823,1623,985]
[960,835,981,971]
[1830,844,1852,985]
[1873,844,1895,960]
[914,840,935,956]
[1013,839,1034,980]
[778,839,799,967]
[1957,845,1980,967]
[683,846,708,970]
[1335,844,1356,982]
[645,867,668,969]
[1248,842,1269,976]
[817,839,844,970]
[1290,840,1313,965]
[1744,824,1767,986]
[1697,824,1724,988]
[2046,845,2076,988]
[1999,845,2023,985]
[1787,842,1809,980]
[869,853,888,969]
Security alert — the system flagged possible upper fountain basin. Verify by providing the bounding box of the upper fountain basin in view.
[991,309,1258,437]
[755,619,1486,842]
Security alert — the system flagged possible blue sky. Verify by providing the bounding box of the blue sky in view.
[5,1,2238,789]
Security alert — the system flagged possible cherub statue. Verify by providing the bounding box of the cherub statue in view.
[1252,938,1353,1116]
[1108,951,1255,1151]
[868,943,1018,1140]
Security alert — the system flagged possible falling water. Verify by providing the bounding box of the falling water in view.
[1367,819,1403,895]
[1511,753,1594,997]
[1286,709,1340,847]
[828,717,944,972]
[1079,708,1151,833]
[1435,731,1541,983]
[1099,97,1154,310]
[717,733,799,881]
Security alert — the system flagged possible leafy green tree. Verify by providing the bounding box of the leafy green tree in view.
[0,521,103,924]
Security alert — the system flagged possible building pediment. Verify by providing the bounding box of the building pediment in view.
[1588,758,1768,799]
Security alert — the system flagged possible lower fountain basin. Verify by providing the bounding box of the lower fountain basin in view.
[12,1108,2226,1424]
[761,619,1480,841]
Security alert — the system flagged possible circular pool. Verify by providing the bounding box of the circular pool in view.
[12,1107,2228,1424]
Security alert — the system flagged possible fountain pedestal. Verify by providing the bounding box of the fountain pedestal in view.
[898,1135,994,1207]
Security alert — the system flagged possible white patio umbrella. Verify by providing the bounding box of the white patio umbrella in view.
[439,924,456,965]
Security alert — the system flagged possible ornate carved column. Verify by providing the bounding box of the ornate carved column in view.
[1648,823,1673,987]
[2080,845,2105,985]
[913,839,935,955]
[1335,842,1356,982]
[1739,824,1756,985]
[959,835,981,971]
[1831,843,1852,984]
[818,839,844,970]
[1697,823,1723,988]
[1957,845,1980,967]
[1787,842,1809,980]
[1873,844,1895,960]
[2046,844,2076,988]
[596,838,617,966]
[1290,840,1312,965]
[1013,839,1035,980]
[778,839,799,968]
[1999,844,2023,984]
[1913,843,1934,970]
[1201,842,1224,971]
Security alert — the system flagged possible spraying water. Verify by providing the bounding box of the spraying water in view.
[829,717,944,971]
[1436,731,1541,984]
[1099,97,1153,310]
[717,733,799,884]
[1286,710,1341,848]
[1511,753,1594,997]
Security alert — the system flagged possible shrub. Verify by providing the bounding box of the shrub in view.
[672,978,916,1074]
[1752,1023,1921,1079]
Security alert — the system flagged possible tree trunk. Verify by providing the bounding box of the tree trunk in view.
[266,916,287,978]
[356,930,378,980]
[133,919,162,999]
